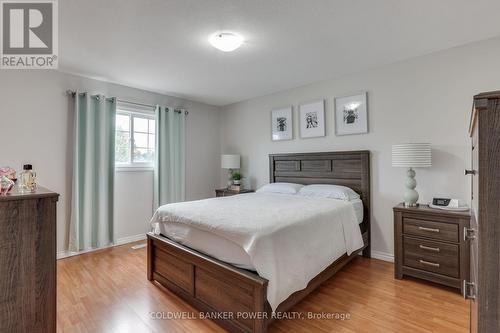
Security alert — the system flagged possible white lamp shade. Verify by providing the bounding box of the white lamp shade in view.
[221,154,240,169]
[392,143,432,168]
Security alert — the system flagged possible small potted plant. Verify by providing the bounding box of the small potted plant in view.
[231,171,242,185]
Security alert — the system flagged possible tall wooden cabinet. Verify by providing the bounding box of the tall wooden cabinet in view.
[0,187,59,333]
[467,91,500,332]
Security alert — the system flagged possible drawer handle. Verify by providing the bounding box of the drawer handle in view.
[419,245,440,252]
[465,169,476,175]
[418,226,440,233]
[419,260,440,268]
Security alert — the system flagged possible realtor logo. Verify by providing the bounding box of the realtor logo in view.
[1,0,58,69]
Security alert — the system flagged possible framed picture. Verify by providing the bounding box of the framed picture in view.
[335,92,368,135]
[299,100,325,138]
[271,106,293,141]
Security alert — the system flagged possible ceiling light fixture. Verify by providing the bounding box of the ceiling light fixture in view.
[209,32,244,52]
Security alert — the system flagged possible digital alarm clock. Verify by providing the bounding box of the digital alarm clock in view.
[430,198,468,211]
[432,198,451,206]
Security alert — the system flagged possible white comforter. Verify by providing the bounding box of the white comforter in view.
[150,192,364,311]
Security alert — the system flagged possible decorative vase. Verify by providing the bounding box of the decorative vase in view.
[0,176,14,195]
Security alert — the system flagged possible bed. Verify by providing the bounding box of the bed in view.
[155,196,364,271]
[147,151,371,333]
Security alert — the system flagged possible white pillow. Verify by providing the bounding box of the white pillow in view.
[256,182,304,195]
[298,184,360,201]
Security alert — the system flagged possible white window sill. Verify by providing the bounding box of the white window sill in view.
[115,166,154,172]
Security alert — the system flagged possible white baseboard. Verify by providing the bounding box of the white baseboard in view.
[57,233,147,260]
[115,234,147,245]
[57,233,395,264]
[370,250,394,263]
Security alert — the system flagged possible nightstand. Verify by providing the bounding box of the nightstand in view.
[393,204,471,294]
[215,188,254,197]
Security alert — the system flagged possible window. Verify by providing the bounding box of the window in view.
[115,110,155,168]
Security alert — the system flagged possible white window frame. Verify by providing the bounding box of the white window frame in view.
[115,108,156,172]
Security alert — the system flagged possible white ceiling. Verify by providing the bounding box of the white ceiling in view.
[60,0,500,106]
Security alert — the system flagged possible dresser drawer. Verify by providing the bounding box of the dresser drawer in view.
[403,236,459,278]
[403,217,458,242]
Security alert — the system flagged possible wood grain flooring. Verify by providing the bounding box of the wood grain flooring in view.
[57,242,469,333]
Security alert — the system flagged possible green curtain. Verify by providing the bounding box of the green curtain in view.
[154,106,186,209]
[69,92,116,252]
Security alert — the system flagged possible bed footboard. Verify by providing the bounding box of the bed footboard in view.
[147,230,369,333]
[147,233,269,333]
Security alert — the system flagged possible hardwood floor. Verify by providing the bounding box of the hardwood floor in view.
[57,242,469,333]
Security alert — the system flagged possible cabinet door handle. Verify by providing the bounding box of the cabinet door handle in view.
[463,280,476,300]
[465,169,476,175]
[419,245,440,252]
[419,260,440,268]
[418,226,440,233]
[464,227,476,241]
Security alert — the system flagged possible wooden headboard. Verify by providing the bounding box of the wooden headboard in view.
[269,150,371,256]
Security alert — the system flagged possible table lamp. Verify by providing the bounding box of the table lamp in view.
[221,154,240,188]
[392,143,432,207]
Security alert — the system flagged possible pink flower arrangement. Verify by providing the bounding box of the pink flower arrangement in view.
[0,167,16,179]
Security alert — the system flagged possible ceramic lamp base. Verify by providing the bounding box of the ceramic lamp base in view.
[227,169,233,188]
[403,167,419,207]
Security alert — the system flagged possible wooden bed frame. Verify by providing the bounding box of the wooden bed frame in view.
[147,151,371,333]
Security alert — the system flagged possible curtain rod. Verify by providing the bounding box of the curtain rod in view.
[66,90,189,115]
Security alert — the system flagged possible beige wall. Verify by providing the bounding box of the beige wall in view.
[220,37,500,260]
[0,70,221,254]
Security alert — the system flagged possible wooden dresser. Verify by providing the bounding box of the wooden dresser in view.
[394,204,470,294]
[0,187,59,333]
[467,91,500,333]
